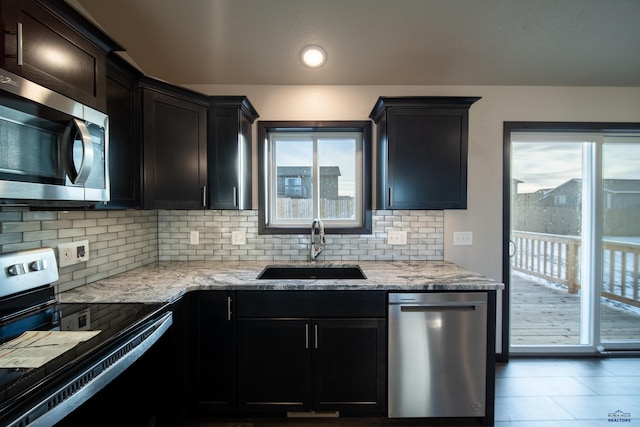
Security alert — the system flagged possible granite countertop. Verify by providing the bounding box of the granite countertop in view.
[57,260,504,304]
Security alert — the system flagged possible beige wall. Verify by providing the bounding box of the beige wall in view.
[186,84,640,282]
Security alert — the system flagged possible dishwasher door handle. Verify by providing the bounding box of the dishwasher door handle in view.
[399,303,484,312]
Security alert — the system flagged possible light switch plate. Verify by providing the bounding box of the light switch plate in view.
[58,240,89,267]
[190,230,200,245]
[453,231,473,246]
[387,230,407,245]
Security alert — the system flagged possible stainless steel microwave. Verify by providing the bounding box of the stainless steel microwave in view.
[0,68,109,205]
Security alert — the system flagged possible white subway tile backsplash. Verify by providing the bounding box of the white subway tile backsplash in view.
[0,208,158,293]
[157,209,444,262]
[1,207,443,291]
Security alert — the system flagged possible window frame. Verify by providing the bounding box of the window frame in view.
[258,120,372,235]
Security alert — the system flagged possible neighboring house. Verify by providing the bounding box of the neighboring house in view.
[277,166,341,200]
[513,179,640,236]
[539,179,582,208]
[603,179,640,209]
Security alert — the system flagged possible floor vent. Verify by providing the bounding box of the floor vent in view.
[287,411,339,418]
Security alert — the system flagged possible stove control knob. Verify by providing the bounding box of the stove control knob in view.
[7,263,27,276]
[30,259,48,271]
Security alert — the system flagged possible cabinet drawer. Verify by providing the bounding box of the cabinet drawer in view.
[236,291,386,318]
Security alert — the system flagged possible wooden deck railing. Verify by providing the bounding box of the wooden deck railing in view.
[512,231,640,308]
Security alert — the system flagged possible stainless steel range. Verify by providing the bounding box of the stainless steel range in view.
[0,248,172,427]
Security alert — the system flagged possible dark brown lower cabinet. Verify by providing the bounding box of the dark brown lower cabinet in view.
[195,291,386,417]
[237,317,385,416]
[312,319,385,415]
[238,318,311,414]
[196,291,236,414]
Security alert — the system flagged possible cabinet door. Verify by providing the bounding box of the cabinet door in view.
[102,55,142,209]
[1,0,107,110]
[142,89,207,208]
[207,96,257,210]
[207,108,242,209]
[197,292,236,413]
[238,112,253,209]
[237,319,312,414]
[387,108,468,209]
[312,319,386,416]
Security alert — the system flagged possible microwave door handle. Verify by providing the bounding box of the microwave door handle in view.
[63,118,94,185]
[17,23,23,66]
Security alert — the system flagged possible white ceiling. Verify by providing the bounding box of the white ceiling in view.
[69,0,640,87]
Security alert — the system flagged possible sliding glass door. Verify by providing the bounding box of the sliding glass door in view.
[601,138,640,350]
[506,128,640,354]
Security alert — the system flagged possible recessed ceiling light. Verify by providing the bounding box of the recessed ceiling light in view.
[300,45,327,68]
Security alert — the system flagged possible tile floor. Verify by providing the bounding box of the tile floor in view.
[494,357,640,426]
[180,357,640,427]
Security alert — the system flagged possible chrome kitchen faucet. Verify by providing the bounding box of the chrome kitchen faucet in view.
[310,218,325,261]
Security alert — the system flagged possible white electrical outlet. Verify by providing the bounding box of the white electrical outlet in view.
[453,231,473,246]
[232,230,247,245]
[58,240,89,267]
[387,230,407,245]
[190,230,200,245]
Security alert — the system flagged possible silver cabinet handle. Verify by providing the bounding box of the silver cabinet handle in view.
[233,186,238,207]
[314,324,318,349]
[62,118,94,185]
[305,323,309,349]
[388,187,393,207]
[227,296,232,321]
[202,186,207,207]
[17,23,23,66]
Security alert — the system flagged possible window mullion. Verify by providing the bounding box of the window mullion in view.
[269,135,277,225]
[312,136,319,219]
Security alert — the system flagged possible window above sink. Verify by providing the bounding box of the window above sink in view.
[257,121,372,235]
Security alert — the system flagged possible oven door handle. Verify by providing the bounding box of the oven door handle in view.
[62,118,94,185]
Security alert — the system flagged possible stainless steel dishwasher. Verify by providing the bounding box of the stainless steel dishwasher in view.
[388,292,488,418]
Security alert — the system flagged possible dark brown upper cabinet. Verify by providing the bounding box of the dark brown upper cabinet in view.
[207,96,259,210]
[101,53,143,209]
[369,96,480,210]
[141,76,208,209]
[0,0,121,112]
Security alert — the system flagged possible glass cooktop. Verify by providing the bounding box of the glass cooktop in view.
[0,301,166,410]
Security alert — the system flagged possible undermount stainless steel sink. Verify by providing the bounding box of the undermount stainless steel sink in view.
[256,265,367,280]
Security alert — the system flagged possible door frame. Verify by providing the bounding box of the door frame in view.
[502,121,640,360]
